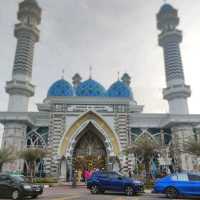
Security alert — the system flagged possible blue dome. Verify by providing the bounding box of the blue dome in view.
[160,4,174,13]
[47,79,74,96]
[107,80,133,98]
[76,79,106,97]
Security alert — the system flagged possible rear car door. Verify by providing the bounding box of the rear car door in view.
[174,173,192,196]
[188,174,200,196]
[108,172,124,191]
[98,172,111,190]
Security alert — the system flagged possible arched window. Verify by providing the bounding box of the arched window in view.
[26,129,47,149]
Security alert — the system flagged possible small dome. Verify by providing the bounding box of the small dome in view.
[47,79,74,96]
[160,4,174,13]
[76,79,106,97]
[107,80,133,98]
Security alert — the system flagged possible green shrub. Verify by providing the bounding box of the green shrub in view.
[33,177,58,184]
[145,179,154,189]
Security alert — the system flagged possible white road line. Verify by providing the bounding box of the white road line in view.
[53,195,80,200]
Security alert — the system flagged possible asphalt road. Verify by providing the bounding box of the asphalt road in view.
[37,187,193,200]
[0,187,195,200]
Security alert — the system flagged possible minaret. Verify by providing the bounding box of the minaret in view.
[157,4,191,114]
[1,0,42,173]
[6,0,41,112]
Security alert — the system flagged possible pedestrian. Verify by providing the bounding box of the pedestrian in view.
[128,170,132,178]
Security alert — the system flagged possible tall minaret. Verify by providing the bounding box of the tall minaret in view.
[157,4,191,114]
[1,0,42,172]
[6,0,41,112]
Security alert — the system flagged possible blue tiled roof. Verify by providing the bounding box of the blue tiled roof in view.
[76,79,106,97]
[107,80,133,98]
[47,79,74,96]
[47,78,134,99]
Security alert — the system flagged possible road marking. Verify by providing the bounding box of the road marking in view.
[53,195,80,200]
[113,197,139,200]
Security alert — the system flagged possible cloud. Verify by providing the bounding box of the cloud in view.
[0,0,200,115]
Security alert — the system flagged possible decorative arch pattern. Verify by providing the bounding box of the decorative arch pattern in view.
[58,111,121,158]
[130,128,172,145]
[26,128,48,149]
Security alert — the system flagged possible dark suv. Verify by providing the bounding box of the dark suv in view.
[87,171,144,196]
[0,174,43,199]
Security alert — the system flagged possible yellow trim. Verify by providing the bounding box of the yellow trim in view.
[58,111,120,157]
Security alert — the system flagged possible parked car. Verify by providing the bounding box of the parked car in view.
[87,171,144,196]
[153,172,200,198]
[0,174,43,199]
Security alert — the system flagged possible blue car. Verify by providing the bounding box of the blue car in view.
[153,172,200,198]
[87,171,144,196]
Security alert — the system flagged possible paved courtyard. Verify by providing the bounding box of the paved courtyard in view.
[36,186,192,200]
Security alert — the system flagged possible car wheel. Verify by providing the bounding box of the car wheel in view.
[125,186,134,196]
[99,189,105,194]
[12,190,22,200]
[165,187,178,199]
[90,185,99,194]
[31,195,38,199]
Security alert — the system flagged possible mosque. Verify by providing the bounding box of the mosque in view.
[1,0,200,181]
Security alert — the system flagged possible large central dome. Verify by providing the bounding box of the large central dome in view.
[76,79,106,97]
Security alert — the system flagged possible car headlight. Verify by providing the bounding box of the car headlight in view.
[23,185,32,190]
[134,180,142,184]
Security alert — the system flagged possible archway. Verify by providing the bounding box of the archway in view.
[58,111,121,158]
[73,123,107,181]
[58,111,121,181]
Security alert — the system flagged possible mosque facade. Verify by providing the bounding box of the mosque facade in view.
[0,0,200,180]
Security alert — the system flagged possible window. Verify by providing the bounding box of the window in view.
[188,174,200,181]
[177,174,189,181]
[0,175,10,182]
[97,172,108,178]
[108,172,121,179]
[171,175,178,181]
[171,174,188,181]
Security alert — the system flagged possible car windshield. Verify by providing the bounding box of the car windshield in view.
[115,172,126,178]
[10,175,30,183]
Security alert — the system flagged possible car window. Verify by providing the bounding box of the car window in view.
[188,174,200,181]
[10,175,28,183]
[178,174,189,181]
[171,175,178,181]
[0,175,11,182]
[98,172,109,178]
[171,174,188,181]
[108,172,120,179]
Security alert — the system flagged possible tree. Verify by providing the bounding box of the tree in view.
[0,147,16,172]
[126,135,159,183]
[184,137,200,157]
[19,148,46,179]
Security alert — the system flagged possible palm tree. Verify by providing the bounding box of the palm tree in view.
[126,135,159,183]
[19,148,46,179]
[0,147,16,172]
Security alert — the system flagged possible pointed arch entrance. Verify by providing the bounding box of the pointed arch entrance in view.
[73,122,107,172]
[58,111,121,181]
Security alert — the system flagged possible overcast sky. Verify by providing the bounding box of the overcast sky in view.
[1,0,200,142]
